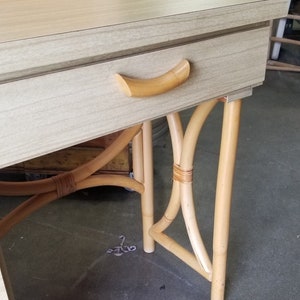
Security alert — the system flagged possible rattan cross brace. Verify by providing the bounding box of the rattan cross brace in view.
[0,124,155,254]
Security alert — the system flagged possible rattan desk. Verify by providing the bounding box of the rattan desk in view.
[0,1,289,299]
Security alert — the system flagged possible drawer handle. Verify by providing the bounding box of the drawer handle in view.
[115,59,190,97]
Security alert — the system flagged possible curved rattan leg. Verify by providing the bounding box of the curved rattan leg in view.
[132,127,154,252]
[150,111,210,278]
[0,192,58,239]
[150,99,220,280]
[0,174,145,239]
[179,100,218,275]
[150,113,183,234]
[76,174,144,193]
[0,125,143,238]
[150,97,241,295]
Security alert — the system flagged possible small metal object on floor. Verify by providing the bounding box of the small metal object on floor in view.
[106,235,136,256]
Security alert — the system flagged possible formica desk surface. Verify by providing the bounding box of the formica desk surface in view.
[0,0,289,169]
[0,0,267,42]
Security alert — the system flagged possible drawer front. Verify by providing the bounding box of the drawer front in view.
[0,27,269,168]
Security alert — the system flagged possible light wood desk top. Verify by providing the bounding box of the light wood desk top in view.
[0,0,262,43]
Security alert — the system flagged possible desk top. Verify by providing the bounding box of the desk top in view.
[1,0,260,43]
[0,0,289,83]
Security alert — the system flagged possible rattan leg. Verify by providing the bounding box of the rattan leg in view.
[141,121,155,253]
[211,99,242,300]
[132,122,155,253]
[150,98,242,299]
[150,99,219,280]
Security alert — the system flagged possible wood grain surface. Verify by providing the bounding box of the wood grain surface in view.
[0,0,289,82]
[0,0,259,42]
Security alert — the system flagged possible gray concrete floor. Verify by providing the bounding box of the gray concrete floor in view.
[0,47,299,299]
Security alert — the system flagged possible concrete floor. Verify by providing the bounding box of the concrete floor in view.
[0,47,299,299]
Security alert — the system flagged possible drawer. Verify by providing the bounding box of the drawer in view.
[0,26,269,168]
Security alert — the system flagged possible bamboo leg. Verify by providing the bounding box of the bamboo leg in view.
[151,101,218,279]
[132,128,154,252]
[211,99,242,300]
[150,111,211,280]
[149,113,183,261]
[179,100,218,275]
[140,121,155,253]
[150,113,183,234]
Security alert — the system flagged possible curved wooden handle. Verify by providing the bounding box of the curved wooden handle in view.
[115,59,190,97]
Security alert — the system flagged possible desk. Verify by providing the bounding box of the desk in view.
[0,1,289,299]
